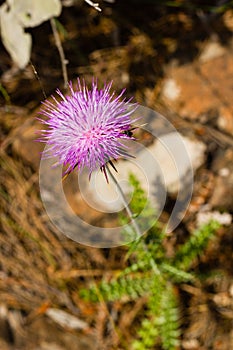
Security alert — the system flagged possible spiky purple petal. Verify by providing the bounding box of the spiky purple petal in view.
[38,79,137,177]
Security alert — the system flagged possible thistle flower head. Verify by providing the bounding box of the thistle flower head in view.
[39,79,137,178]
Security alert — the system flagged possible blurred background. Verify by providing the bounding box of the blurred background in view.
[0,1,233,349]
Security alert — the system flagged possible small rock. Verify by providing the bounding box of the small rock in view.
[161,49,233,123]
[85,133,206,211]
[162,78,181,101]
[196,210,232,227]
[199,41,226,63]
[209,176,233,211]
[209,149,233,211]
[218,167,230,177]
[182,338,200,349]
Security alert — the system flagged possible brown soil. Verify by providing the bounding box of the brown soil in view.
[0,1,232,349]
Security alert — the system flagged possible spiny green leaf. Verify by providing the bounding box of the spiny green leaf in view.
[173,220,221,271]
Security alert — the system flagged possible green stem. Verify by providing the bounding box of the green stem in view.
[105,164,142,239]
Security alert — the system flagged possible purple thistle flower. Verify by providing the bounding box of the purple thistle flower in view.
[39,79,138,180]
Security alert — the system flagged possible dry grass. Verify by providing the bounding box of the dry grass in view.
[0,2,232,349]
